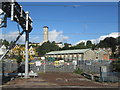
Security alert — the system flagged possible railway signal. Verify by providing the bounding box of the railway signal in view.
[0,0,33,78]
[0,0,33,32]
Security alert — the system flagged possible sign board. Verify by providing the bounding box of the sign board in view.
[100,66,107,72]
[41,57,45,60]
[72,60,77,65]
[86,62,92,65]
[35,61,41,66]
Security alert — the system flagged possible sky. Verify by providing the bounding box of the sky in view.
[0,2,119,45]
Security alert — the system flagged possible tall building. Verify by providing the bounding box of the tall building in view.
[43,26,48,43]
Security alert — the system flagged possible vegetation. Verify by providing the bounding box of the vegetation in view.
[36,41,60,56]
[74,68,83,74]
[0,39,9,48]
[1,36,120,59]
[14,47,22,64]
[15,54,22,64]
[111,59,120,72]
[96,37,117,52]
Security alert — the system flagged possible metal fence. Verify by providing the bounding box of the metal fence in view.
[77,60,112,74]
[0,60,18,73]
[100,72,120,82]
[30,63,75,73]
[0,60,18,85]
[29,60,113,73]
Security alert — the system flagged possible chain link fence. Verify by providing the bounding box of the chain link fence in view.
[0,59,18,85]
[77,60,120,82]
[77,60,112,74]
[30,63,75,73]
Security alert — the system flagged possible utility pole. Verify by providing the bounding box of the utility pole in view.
[24,11,29,78]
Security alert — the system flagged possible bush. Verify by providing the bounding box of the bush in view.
[112,59,120,72]
[74,68,83,74]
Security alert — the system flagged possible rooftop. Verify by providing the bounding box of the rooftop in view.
[46,49,90,55]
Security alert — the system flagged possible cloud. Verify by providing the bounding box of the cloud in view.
[0,31,25,43]
[0,29,69,44]
[75,32,120,45]
[48,30,69,42]
[29,36,40,43]
[0,31,42,44]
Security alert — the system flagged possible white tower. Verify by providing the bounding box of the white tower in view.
[43,26,48,43]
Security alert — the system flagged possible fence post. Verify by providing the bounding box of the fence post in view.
[100,66,107,82]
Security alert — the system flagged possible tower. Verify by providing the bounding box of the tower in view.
[43,26,48,43]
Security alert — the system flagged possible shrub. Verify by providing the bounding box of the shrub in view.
[74,68,83,74]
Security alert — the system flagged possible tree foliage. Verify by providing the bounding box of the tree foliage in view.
[62,43,71,50]
[97,37,117,52]
[74,42,86,49]
[86,40,93,48]
[111,59,120,72]
[2,39,9,48]
[116,36,120,45]
[36,41,60,56]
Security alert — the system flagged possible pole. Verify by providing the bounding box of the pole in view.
[25,31,29,78]
[44,59,45,73]
[24,11,29,78]
[11,0,15,21]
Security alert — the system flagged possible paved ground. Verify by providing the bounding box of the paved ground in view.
[2,72,119,88]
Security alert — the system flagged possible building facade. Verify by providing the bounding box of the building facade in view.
[45,49,110,61]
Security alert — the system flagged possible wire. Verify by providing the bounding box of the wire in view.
[32,19,117,23]
[7,19,117,23]
[1,33,111,36]
[29,33,110,35]
[20,4,117,7]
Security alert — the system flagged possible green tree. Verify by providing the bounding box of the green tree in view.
[116,36,120,45]
[15,49,22,65]
[62,43,70,50]
[111,59,120,72]
[97,37,117,52]
[74,42,86,49]
[2,39,9,47]
[86,40,93,48]
[36,41,60,56]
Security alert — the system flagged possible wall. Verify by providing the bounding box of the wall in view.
[83,50,95,60]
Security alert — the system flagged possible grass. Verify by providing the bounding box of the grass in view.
[74,68,83,74]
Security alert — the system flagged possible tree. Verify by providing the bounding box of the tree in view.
[62,43,70,50]
[86,40,93,48]
[111,59,120,72]
[2,39,9,48]
[15,48,22,68]
[16,54,22,64]
[97,37,117,52]
[36,41,60,56]
[116,36,120,45]
[74,42,86,49]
